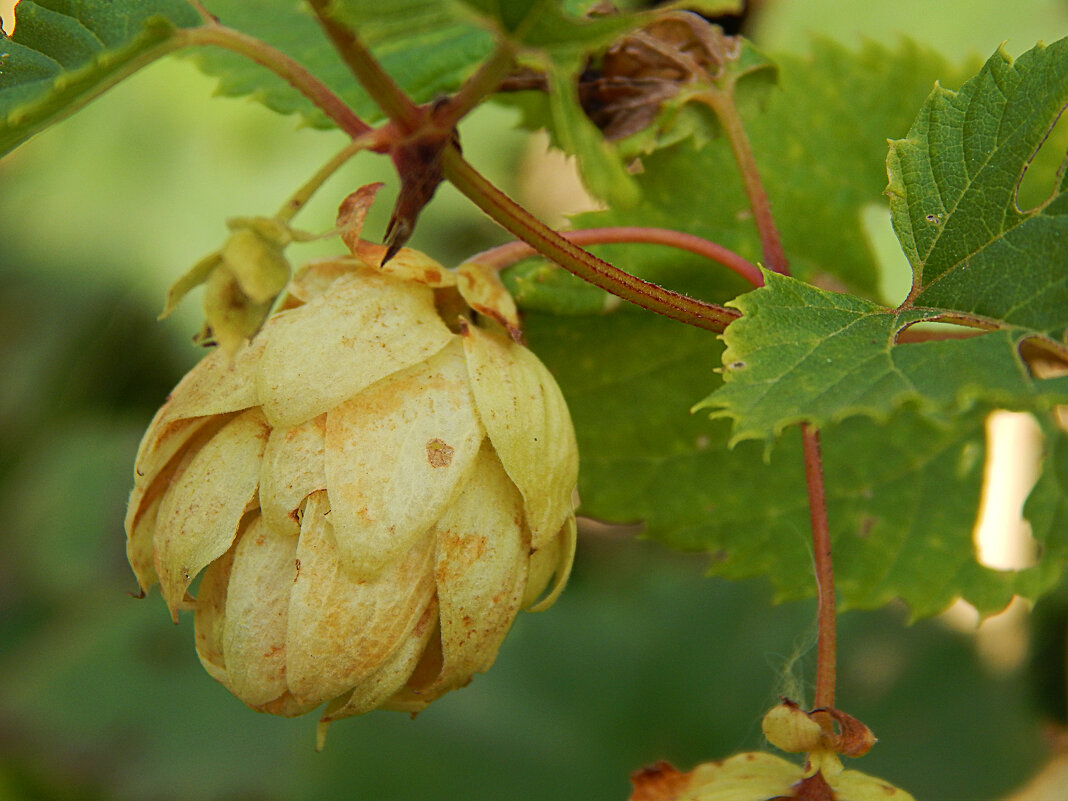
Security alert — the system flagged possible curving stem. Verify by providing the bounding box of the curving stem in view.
[470,227,763,288]
[442,146,741,333]
[304,0,422,132]
[178,25,372,138]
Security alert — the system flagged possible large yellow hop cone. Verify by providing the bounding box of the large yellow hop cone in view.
[125,241,578,737]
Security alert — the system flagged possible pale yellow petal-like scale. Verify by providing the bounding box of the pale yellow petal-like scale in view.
[125,490,163,593]
[377,249,458,289]
[523,515,576,612]
[285,491,437,706]
[257,269,454,428]
[284,259,361,305]
[461,324,578,549]
[153,408,270,618]
[324,341,485,578]
[316,597,439,744]
[222,516,299,707]
[132,415,210,492]
[455,261,521,333]
[134,338,265,476]
[833,770,916,801]
[193,546,235,687]
[353,242,458,289]
[259,414,327,536]
[431,445,528,688]
[684,752,802,800]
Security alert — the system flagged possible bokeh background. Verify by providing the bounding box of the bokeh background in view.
[1,1,1067,799]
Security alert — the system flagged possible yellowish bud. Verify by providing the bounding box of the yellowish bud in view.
[762,701,824,753]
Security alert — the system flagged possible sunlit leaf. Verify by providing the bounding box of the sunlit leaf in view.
[0,0,201,156]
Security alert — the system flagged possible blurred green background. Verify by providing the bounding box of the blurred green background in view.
[1,1,1067,799]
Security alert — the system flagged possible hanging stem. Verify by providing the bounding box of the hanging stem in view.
[275,135,376,223]
[304,0,422,132]
[472,226,763,288]
[700,87,789,275]
[802,423,836,713]
[178,25,372,138]
[442,147,740,333]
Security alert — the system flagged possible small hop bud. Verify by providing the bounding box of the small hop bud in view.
[762,701,824,753]
[162,217,295,353]
[126,246,578,736]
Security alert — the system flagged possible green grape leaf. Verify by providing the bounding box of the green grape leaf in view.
[525,306,1063,618]
[692,40,1068,446]
[557,39,970,307]
[694,270,1068,445]
[888,37,1068,340]
[0,0,201,157]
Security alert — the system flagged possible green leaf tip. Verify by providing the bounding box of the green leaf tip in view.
[887,36,1068,341]
[1,0,202,157]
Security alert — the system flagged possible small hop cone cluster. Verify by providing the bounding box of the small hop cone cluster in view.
[162,216,296,353]
[125,234,578,740]
[630,702,912,801]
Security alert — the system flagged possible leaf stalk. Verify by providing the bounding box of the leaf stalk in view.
[179,25,372,138]
[471,226,763,288]
[700,86,789,275]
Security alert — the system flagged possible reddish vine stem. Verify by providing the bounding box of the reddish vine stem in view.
[705,72,844,719]
[802,423,836,713]
[700,88,789,276]
[472,226,763,288]
[442,146,740,333]
[179,26,372,138]
[304,0,422,132]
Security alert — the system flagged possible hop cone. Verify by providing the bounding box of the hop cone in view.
[125,245,578,734]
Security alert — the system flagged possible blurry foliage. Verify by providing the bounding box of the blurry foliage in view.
[0,0,1066,799]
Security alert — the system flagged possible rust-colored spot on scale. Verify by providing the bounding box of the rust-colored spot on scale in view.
[629,761,690,801]
[426,438,454,468]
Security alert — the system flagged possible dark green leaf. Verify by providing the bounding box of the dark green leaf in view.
[0,0,201,156]
[526,306,1057,617]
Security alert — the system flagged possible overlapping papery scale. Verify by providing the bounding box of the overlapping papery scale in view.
[126,247,578,727]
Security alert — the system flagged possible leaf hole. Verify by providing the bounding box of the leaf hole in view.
[972,412,1043,572]
[859,203,911,306]
[1018,335,1068,379]
[1015,103,1068,212]
[892,319,980,346]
